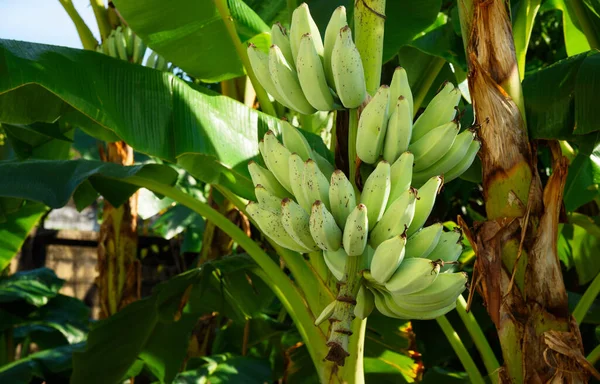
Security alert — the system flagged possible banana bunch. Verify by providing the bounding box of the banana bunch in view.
[356,69,480,187]
[247,4,367,114]
[96,26,169,71]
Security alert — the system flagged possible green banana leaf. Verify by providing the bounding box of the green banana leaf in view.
[113,0,269,82]
[0,40,330,200]
[0,202,47,271]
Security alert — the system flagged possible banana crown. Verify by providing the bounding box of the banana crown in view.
[246,121,468,322]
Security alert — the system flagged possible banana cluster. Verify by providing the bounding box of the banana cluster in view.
[247,4,366,114]
[356,68,480,187]
[97,26,169,71]
[246,121,467,321]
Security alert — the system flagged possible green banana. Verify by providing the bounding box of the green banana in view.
[382,96,412,164]
[412,129,475,187]
[411,82,461,142]
[405,223,443,259]
[384,291,457,320]
[329,170,357,228]
[389,67,413,117]
[323,6,347,88]
[371,287,401,318]
[123,26,134,57]
[290,3,324,64]
[247,45,289,107]
[115,27,128,61]
[369,188,417,248]
[297,34,335,111]
[331,25,367,108]
[281,198,320,251]
[263,130,294,193]
[343,204,369,256]
[288,154,311,212]
[427,229,463,271]
[315,300,337,326]
[356,85,390,164]
[410,121,459,172]
[155,56,168,72]
[106,33,118,58]
[407,176,442,237]
[271,23,294,65]
[360,161,391,225]
[146,51,158,68]
[246,201,310,253]
[385,258,440,295]
[354,285,375,320]
[270,45,316,115]
[304,159,330,208]
[255,184,282,213]
[281,120,313,161]
[310,200,342,251]
[248,161,292,199]
[370,235,406,284]
[132,34,147,65]
[443,139,481,183]
[313,151,335,181]
[324,248,347,281]
[387,152,414,209]
[396,272,467,307]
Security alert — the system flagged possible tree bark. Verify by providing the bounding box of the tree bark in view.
[459,0,592,382]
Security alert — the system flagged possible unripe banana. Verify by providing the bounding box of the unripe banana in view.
[360,160,391,225]
[310,200,342,251]
[247,201,310,253]
[369,188,416,248]
[443,139,481,183]
[343,204,369,256]
[412,129,475,187]
[247,45,290,107]
[356,85,390,164]
[389,67,413,117]
[271,23,294,65]
[385,258,440,295]
[288,154,311,212]
[146,51,158,69]
[123,27,134,57]
[115,27,128,61]
[304,159,330,208]
[397,272,467,307]
[427,229,463,271]
[248,161,292,199]
[263,131,294,193]
[384,290,457,320]
[297,34,335,111]
[281,198,320,251]
[270,45,316,115]
[155,56,168,72]
[132,35,147,65]
[106,33,118,58]
[370,287,400,318]
[409,121,459,172]
[382,96,412,164]
[329,170,356,228]
[411,83,461,142]
[313,151,335,181]
[405,223,443,259]
[331,26,367,108]
[281,121,313,161]
[370,235,406,284]
[315,300,337,326]
[354,285,375,320]
[324,248,347,281]
[407,176,442,237]
[323,6,348,88]
[290,3,324,64]
[387,152,414,209]
[255,184,282,213]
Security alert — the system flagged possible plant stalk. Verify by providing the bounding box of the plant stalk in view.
[588,344,600,365]
[573,265,600,324]
[512,0,542,80]
[58,0,97,50]
[90,0,112,41]
[348,108,360,195]
[213,0,277,117]
[354,0,387,95]
[571,0,600,49]
[436,315,486,384]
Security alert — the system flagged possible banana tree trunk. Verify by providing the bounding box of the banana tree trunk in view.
[458,1,590,382]
[97,141,140,318]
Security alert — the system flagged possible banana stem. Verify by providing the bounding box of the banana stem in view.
[348,108,360,195]
[573,264,600,324]
[512,0,542,80]
[123,176,330,379]
[58,0,97,50]
[325,252,365,366]
[571,0,600,50]
[354,0,387,95]
[213,0,277,117]
[588,344,600,365]
[456,295,500,381]
[436,315,486,384]
[90,0,112,41]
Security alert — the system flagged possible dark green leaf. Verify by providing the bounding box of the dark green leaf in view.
[0,268,63,307]
[0,201,47,271]
[543,0,591,56]
[151,204,204,240]
[563,139,600,211]
[113,0,269,82]
[173,354,271,384]
[559,222,600,285]
[409,15,466,71]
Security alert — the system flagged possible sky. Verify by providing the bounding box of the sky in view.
[0,0,100,48]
